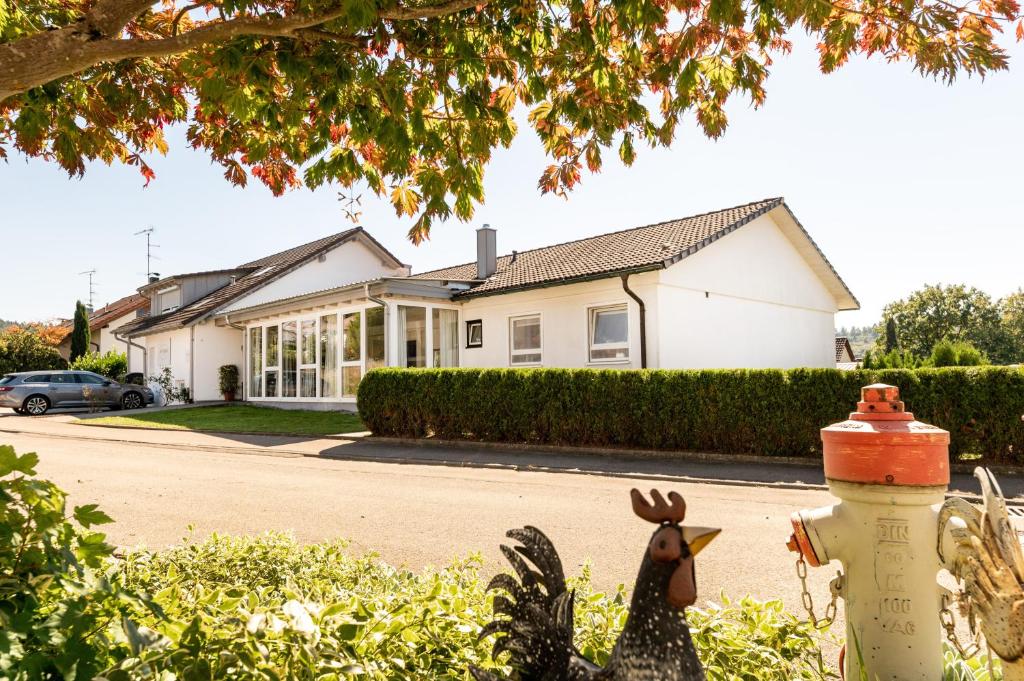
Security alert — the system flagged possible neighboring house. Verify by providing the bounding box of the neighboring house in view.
[114,197,859,408]
[835,336,859,371]
[57,294,149,365]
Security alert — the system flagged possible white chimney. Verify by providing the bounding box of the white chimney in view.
[476,224,497,279]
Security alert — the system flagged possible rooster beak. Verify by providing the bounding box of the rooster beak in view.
[682,527,721,556]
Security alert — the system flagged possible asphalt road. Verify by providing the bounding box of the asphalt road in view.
[0,414,840,610]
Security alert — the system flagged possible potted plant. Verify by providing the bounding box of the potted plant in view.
[218,364,239,401]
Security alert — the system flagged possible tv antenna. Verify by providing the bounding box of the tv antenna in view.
[79,269,97,310]
[134,227,160,282]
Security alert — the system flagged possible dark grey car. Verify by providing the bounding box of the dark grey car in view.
[0,370,154,415]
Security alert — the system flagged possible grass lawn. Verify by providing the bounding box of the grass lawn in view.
[83,405,365,436]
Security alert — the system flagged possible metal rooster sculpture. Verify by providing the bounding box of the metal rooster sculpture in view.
[471,489,720,681]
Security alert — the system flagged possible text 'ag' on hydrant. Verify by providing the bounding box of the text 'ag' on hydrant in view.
[786,383,953,681]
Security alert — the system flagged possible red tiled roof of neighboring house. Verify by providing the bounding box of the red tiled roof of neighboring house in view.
[835,336,856,363]
[88,294,149,331]
[410,198,856,306]
[56,294,148,336]
[116,227,400,337]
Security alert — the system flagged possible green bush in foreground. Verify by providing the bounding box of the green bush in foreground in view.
[0,444,1002,680]
[357,367,1024,462]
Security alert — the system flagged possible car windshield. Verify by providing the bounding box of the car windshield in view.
[0,375,15,385]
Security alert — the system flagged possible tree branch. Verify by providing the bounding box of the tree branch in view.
[0,0,489,103]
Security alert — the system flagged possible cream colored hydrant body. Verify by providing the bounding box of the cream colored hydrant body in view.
[788,384,951,681]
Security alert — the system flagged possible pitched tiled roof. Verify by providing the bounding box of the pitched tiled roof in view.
[117,228,366,336]
[57,294,148,335]
[411,198,787,298]
[88,294,149,330]
[835,336,855,363]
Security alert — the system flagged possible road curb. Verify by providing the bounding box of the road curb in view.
[355,435,1024,478]
[72,421,366,440]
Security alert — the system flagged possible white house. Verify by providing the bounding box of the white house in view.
[115,197,859,408]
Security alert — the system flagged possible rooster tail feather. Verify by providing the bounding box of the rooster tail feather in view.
[507,526,567,595]
[477,526,581,678]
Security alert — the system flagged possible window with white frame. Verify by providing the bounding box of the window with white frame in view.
[265,325,280,398]
[157,286,181,313]
[298,319,317,398]
[509,315,542,365]
[341,311,362,397]
[588,304,629,361]
[249,327,262,398]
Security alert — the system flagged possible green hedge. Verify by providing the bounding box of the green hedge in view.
[69,350,128,379]
[357,367,1024,462]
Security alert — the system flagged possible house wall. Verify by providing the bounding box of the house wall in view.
[145,327,192,393]
[97,312,145,371]
[192,321,244,401]
[220,239,408,314]
[457,273,659,369]
[143,324,242,400]
[655,212,838,369]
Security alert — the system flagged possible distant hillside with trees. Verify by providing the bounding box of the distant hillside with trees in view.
[836,325,878,358]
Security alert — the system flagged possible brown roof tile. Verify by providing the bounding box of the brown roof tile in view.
[835,336,855,363]
[412,198,786,298]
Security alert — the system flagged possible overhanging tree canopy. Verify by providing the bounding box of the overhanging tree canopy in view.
[1,0,1020,241]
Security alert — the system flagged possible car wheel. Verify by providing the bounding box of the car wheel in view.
[121,392,143,410]
[23,395,50,416]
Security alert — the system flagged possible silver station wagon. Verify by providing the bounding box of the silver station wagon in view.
[0,370,154,415]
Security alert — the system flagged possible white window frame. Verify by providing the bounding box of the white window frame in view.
[297,318,319,399]
[245,304,372,403]
[263,324,281,398]
[509,314,542,366]
[319,312,341,400]
[588,304,630,363]
[340,310,362,398]
[157,285,181,313]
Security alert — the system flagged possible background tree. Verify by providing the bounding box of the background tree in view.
[1000,288,1024,364]
[927,338,986,367]
[879,284,1011,363]
[70,302,91,363]
[884,317,898,353]
[0,327,68,374]
[1,0,1021,241]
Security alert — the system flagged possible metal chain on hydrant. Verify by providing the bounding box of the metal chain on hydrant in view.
[941,591,982,659]
[796,554,842,629]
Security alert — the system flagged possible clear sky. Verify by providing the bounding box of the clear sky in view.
[2,34,1022,327]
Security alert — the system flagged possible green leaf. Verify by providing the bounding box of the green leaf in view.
[0,446,38,476]
[74,504,113,528]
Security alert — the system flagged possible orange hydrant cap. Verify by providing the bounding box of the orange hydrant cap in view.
[821,384,950,487]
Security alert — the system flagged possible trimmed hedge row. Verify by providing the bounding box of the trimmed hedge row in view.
[357,367,1024,462]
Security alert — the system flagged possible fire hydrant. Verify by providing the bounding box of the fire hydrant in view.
[787,383,952,680]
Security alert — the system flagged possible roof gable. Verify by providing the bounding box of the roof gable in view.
[118,227,397,336]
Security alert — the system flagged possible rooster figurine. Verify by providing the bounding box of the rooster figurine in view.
[471,489,720,681]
